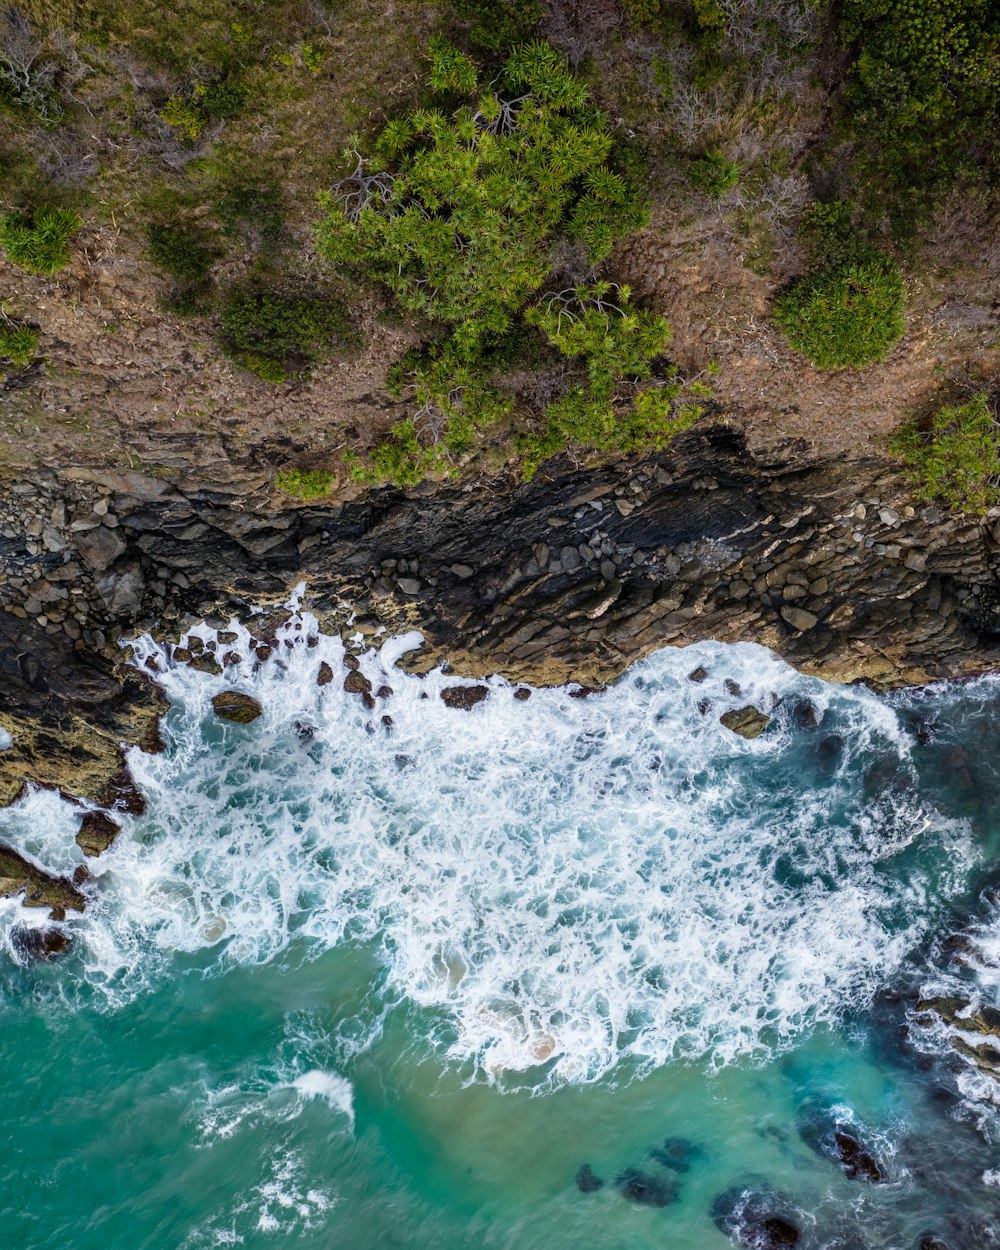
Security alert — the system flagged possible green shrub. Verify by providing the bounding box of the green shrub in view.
[449,0,542,52]
[0,205,80,274]
[889,392,1000,513]
[840,0,1000,205]
[0,315,38,366]
[518,283,704,478]
[146,222,219,283]
[275,468,334,499]
[774,202,905,369]
[219,283,349,381]
[217,183,284,245]
[161,75,248,141]
[689,149,740,198]
[318,38,667,483]
[315,39,647,354]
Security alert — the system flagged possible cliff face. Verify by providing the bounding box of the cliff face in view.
[2,426,998,806]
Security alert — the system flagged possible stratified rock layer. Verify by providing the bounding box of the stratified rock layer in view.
[2,427,1000,803]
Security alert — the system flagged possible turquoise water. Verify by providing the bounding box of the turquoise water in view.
[2,611,1000,1249]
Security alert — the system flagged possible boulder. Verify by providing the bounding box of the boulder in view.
[316,661,334,686]
[720,706,770,739]
[75,811,120,857]
[440,684,489,710]
[211,691,262,723]
[74,525,126,571]
[343,670,373,696]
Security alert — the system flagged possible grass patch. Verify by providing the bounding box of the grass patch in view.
[0,205,80,274]
[274,467,334,498]
[0,313,38,366]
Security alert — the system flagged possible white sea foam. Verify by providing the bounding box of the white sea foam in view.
[0,609,978,1084]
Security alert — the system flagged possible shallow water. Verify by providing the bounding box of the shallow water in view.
[2,606,1000,1249]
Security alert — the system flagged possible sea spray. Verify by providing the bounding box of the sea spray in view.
[0,608,975,1085]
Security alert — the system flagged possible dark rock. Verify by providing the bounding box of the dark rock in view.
[440,684,489,710]
[75,811,120,857]
[211,691,262,723]
[381,715,393,727]
[189,653,222,675]
[918,1238,953,1250]
[75,525,126,571]
[255,644,273,661]
[317,661,334,686]
[615,1167,678,1207]
[173,647,193,663]
[568,685,600,698]
[10,926,71,961]
[711,1186,800,1248]
[343,670,373,697]
[650,1136,704,1173]
[575,1163,603,1193]
[513,687,531,700]
[294,721,315,739]
[697,698,712,715]
[834,1131,886,1183]
[0,844,86,912]
[376,685,393,698]
[688,666,708,683]
[798,1105,886,1184]
[720,706,770,739]
[724,678,742,697]
[791,700,820,729]
[222,650,241,666]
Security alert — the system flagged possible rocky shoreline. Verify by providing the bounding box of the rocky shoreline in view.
[2,426,999,820]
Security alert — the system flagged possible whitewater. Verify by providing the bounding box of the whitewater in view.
[2,601,1000,1248]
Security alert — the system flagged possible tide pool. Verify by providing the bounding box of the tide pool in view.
[1,611,1000,1249]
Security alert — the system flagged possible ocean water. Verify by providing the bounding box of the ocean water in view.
[2,602,1000,1249]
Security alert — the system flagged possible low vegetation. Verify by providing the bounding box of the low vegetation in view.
[774,203,906,369]
[0,309,38,367]
[219,283,350,383]
[274,468,335,499]
[0,0,995,494]
[890,392,1000,513]
[0,204,79,275]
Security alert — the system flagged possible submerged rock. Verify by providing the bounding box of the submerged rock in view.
[688,666,708,683]
[650,1136,705,1173]
[720,706,770,739]
[711,1186,801,1248]
[440,684,489,710]
[75,811,120,858]
[575,1163,603,1193]
[0,844,86,913]
[834,1130,886,1183]
[918,994,1000,1080]
[615,1167,679,1207]
[210,691,263,724]
[797,1104,887,1184]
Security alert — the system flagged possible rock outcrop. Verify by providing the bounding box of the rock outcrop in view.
[2,427,1000,804]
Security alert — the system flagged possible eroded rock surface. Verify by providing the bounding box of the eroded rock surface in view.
[2,428,1000,805]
